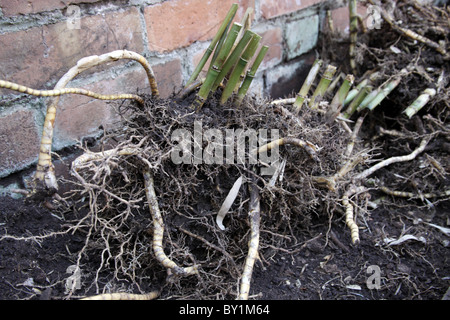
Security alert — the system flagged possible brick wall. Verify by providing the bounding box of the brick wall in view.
[0,0,351,182]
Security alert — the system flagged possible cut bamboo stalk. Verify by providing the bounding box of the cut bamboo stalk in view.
[326,72,345,95]
[234,45,268,107]
[231,7,254,92]
[191,22,242,111]
[212,30,255,92]
[213,22,243,72]
[356,86,378,112]
[309,64,337,109]
[325,74,354,123]
[234,7,253,50]
[185,3,238,87]
[344,71,380,106]
[344,78,368,106]
[403,88,436,118]
[366,77,402,111]
[210,19,233,69]
[293,59,323,113]
[342,85,370,119]
[220,33,261,105]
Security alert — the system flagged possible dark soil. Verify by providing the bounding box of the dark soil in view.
[0,192,449,300]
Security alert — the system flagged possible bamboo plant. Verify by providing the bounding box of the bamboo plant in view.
[190,22,243,111]
[187,5,266,111]
[293,59,323,114]
[220,33,261,105]
[309,64,337,109]
[185,4,238,87]
[403,88,436,118]
[234,45,269,107]
[325,74,354,122]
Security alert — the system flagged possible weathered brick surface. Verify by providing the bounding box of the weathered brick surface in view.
[0,7,144,93]
[0,109,41,177]
[152,58,183,98]
[144,0,254,52]
[52,56,183,148]
[260,0,323,19]
[330,3,368,34]
[285,14,319,60]
[0,0,99,17]
[54,66,153,148]
[258,26,283,69]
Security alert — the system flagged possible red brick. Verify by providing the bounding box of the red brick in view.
[53,56,183,146]
[0,7,144,93]
[144,0,255,53]
[260,0,323,19]
[259,27,283,69]
[0,109,40,177]
[0,0,99,17]
[152,58,183,98]
[54,67,151,146]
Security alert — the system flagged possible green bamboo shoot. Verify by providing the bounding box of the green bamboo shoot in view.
[185,3,238,87]
[403,88,436,118]
[356,86,379,112]
[220,33,261,105]
[342,85,370,118]
[191,22,242,111]
[212,30,255,92]
[366,77,401,110]
[344,78,368,106]
[234,45,268,107]
[293,59,323,113]
[325,74,354,122]
[309,64,337,109]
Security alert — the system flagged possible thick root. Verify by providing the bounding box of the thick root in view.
[143,169,198,276]
[238,180,261,300]
[81,291,159,300]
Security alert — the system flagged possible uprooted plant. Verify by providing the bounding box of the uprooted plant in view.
[0,1,448,299]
